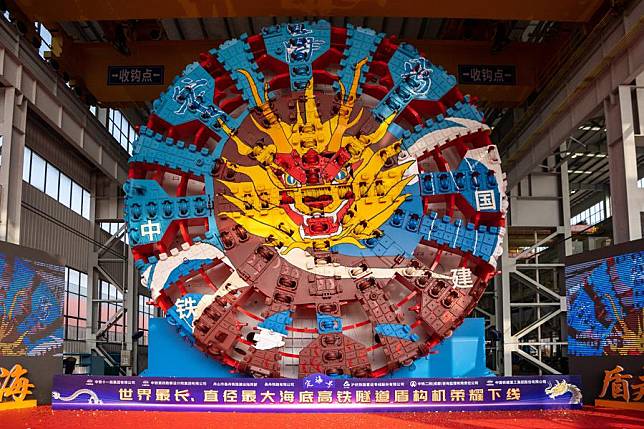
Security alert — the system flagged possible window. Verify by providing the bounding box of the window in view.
[138,295,156,346]
[82,189,91,219]
[571,201,607,226]
[23,146,91,220]
[107,109,136,154]
[98,280,124,343]
[100,221,129,245]
[638,177,644,188]
[71,181,82,214]
[23,147,32,181]
[64,267,88,341]
[59,174,71,207]
[45,163,59,199]
[34,22,52,59]
[30,152,46,191]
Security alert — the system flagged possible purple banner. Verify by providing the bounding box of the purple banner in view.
[52,374,582,412]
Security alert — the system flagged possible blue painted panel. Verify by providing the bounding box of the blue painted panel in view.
[143,318,244,378]
[387,318,493,378]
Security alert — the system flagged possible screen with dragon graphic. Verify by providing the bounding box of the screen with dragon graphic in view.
[0,241,65,357]
[566,246,644,356]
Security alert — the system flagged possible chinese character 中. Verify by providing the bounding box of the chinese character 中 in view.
[140,219,162,241]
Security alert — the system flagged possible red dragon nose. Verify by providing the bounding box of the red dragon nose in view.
[302,194,333,210]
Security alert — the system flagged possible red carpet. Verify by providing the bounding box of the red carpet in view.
[3,406,643,428]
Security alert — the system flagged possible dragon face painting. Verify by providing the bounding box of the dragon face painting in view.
[219,69,412,254]
[125,20,507,378]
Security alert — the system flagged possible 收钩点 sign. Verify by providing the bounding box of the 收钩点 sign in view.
[457,65,516,85]
[108,66,164,85]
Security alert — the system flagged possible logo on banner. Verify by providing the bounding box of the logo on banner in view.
[544,380,582,404]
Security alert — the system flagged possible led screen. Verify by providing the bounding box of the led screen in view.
[566,249,643,356]
[0,244,64,356]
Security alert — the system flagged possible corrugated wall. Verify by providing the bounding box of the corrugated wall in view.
[20,112,95,271]
[21,184,93,270]
[24,113,94,189]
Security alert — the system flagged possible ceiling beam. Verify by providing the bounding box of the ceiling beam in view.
[13,0,605,23]
[502,2,644,188]
[55,39,548,106]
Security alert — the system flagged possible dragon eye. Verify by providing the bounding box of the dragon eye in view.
[284,173,300,187]
[333,169,348,183]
